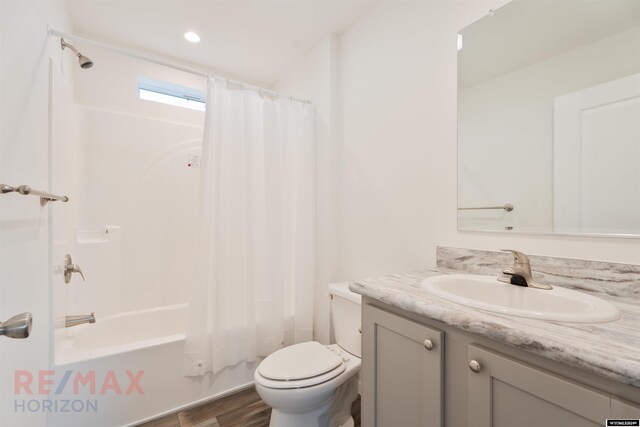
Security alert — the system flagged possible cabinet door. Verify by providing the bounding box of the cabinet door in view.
[612,397,640,419]
[467,345,610,427]
[362,305,443,427]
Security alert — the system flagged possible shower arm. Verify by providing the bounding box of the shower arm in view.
[61,38,79,55]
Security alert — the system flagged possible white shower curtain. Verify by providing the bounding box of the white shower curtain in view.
[183,77,315,376]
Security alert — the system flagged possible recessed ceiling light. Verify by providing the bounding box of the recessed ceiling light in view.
[184,32,200,43]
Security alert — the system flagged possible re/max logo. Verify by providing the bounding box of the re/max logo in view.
[14,370,144,395]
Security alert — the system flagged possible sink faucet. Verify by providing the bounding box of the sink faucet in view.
[498,249,552,290]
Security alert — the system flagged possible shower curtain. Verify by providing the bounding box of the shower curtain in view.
[184,77,315,376]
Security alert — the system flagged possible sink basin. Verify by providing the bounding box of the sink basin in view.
[420,274,621,323]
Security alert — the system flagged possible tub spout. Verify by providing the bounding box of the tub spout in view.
[65,313,95,328]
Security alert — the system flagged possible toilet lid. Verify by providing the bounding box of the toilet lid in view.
[258,342,343,381]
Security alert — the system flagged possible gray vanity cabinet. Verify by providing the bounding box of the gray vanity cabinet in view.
[362,304,444,427]
[362,300,640,427]
[467,345,608,427]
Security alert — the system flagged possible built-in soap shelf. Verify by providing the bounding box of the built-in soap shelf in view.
[76,226,118,244]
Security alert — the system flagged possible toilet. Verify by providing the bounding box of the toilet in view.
[254,282,362,427]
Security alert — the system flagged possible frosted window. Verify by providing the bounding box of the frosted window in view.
[137,77,205,112]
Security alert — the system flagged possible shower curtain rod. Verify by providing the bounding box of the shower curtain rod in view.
[47,27,312,104]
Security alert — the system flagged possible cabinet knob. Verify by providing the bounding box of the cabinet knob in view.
[469,359,482,373]
[423,339,434,351]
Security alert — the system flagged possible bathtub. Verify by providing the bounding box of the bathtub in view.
[56,304,188,363]
[51,304,257,427]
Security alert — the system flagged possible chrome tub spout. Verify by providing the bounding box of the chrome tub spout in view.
[65,313,96,328]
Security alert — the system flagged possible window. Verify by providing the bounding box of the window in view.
[137,76,205,111]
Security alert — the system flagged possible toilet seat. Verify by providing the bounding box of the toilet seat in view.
[256,363,346,389]
[256,342,346,389]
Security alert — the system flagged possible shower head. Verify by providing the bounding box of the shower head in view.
[78,54,94,69]
[61,38,94,69]
[0,312,32,339]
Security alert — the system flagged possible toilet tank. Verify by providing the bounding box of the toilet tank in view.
[329,282,362,358]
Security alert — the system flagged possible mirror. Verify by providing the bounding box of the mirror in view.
[457,0,640,236]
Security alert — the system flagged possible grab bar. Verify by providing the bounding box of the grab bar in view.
[1,184,69,206]
[458,203,513,212]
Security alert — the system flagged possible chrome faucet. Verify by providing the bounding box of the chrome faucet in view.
[498,249,552,290]
[64,254,85,284]
[65,313,96,328]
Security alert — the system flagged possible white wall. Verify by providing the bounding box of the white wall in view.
[459,25,640,232]
[0,1,75,426]
[334,0,640,283]
[275,34,339,345]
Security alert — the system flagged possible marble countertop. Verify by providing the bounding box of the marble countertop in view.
[349,268,640,388]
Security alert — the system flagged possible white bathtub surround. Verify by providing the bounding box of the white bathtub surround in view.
[50,52,206,325]
[184,77,316,376]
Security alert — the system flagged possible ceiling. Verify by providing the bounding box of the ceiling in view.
[459,0,640,88]
[64,0,377,86]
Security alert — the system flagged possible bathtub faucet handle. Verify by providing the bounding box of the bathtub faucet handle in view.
[64,254,85,284]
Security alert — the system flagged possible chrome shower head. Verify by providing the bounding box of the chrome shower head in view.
[78,54,94,69]
[0,312,32,339]
[61,38,94,69]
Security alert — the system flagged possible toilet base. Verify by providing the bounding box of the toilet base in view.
[267,376,358,427]
[340,416,355,427]
[270,413,354,427]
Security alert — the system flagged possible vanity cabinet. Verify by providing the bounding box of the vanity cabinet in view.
[362,303,443,427]
[361,300,640,427]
